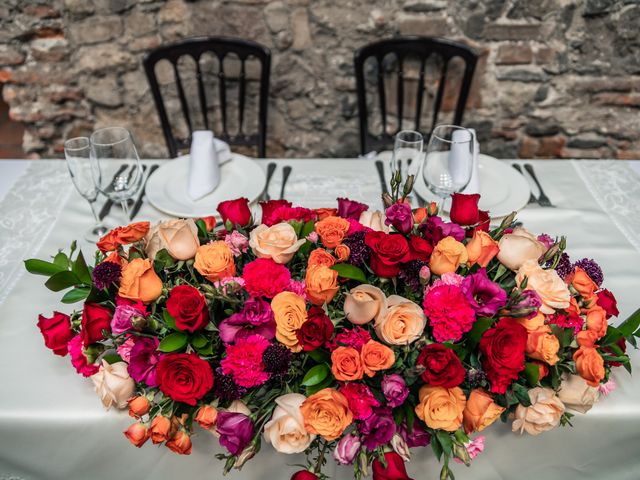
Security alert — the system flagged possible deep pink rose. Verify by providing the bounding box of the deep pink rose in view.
[37,311,73,356]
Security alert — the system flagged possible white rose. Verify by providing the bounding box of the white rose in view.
[90,360,135,410]
[558,374,600,414]
[497,227,547,271]
[145,219,200,261]
[249,223,306,264]
[263,393,315,454]
[512,387,565,436]
[358,210,389,233]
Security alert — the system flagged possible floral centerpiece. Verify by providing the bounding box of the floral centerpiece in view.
[26,185,639,480]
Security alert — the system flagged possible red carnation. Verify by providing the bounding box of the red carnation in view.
[596,289,619,319]
[81,303,112,347]
[364,231,411,278]
[408,235,433,262]
[37,311,74,356]
[242,258,291,298]
[166,285,210,332]
[479,318,528,394]
[156,353,214,406]
[270,206,317,225]
[372,452,414,480]
[450,193,480,226]
[416,343,465,388]
[260,199,292,226]
[296,306,334,351]
[217,197,251,226]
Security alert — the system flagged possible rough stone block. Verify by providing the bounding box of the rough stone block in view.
[68,15,123,44]
[397,12,449,36]
[0,45,25,66]
[291,8,311,50]
[495,44,533,65]
[483,22,541,41]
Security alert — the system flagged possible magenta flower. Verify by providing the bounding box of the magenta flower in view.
[421,216,465,243]
[111,298,146,334]
[510,289,542,318]
[338,197,369,220]
[398,420,431,448]
[339,383,380,420]
[461,269,507,317]
[359,408,396,450]
[128,337,161,387]
[216,411,255,456]
[68,335,99,377]
[385,203,413,234]
[424,284,476,343]
[381,374,409,408]
[333,433,361,465]
[330,326,371,351]
[220,335,270,388]
[219,297,276,344]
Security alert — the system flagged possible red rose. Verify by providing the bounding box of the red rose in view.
[217,197,251,226]
[479,318,528,394]
[291,471,318,480]
[416,343,465,388]
[364,231,411,278]
[37,311,74,356]
[156,353,214,406]
[408,235,433,261]
[260,199,292,226]
[296,306,334,351]
[270,206,317,225]
[166,285,210,332]
[337,197,368,220]
[450,193,480,226]
[81,303,112,347]
[596,289,619,319]
[372,452,413,480]
[468,209,490,237]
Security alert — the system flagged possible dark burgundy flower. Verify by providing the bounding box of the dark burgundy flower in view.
[337,197,368,220]
[296,306,334,351]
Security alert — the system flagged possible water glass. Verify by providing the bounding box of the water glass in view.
[390,130,423,191]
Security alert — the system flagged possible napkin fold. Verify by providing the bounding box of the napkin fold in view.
[463,128,481,195]
[448,128,480,195]
[187,130,226,201]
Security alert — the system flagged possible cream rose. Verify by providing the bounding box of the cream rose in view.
[343,284,387,325]
[558,374,600,414]
[90,360,135,409]
[263,393,316,454]
[358,210,389,233]
[516,260,570,314]
[145,219,200,261]
[512,387,565,435]
[497,227,547,271]
[249,222,306,264]
[375,295,426,345]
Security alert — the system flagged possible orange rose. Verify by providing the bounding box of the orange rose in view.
[413,207,427,224]
[124,422,150,448]
[361,339,395,377]
[526,325,560,365]
[271,291,308,352]
[128,395,150,418]
[466,230,500,268]
[415,385,466,432]
[334,244,350,262]
[429,236,468,276]
[103,251,125,266]
[308,248,336,268]
[315,208,338,220]
[165,430,192,455]
[586,305,607,339]
[331,346,364,381]
[195,405,218,430]
[576,329,599,348]
[375,295,426,345]
[573,347,605,387]
[150,415,171,444]
[97,221,150,252]
[305,264,339,306]
[315,216,350,249]
[514,311,546,332]
[566,267,598,298]
[249,222,306,264]
[118,258,163,304]
[300,388,353,441]
[462,389,505,434]
[194,241,236,282]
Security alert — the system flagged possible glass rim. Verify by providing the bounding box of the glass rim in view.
[431,124,473,144]
[395,129,423,145]
[64,136,90,151]
[90,126,133,147]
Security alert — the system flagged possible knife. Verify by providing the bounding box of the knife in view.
[262,162,277,201]
[129,164,159,220]
[375,160,389,195]
[279,166,292,200]
[98,164,129,220]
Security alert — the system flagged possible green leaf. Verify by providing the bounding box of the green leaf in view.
[158,332,189,352]
[616,308,640,338]
[522,362,540,386]
[53,252,69,269]
[512,383,531,406]
[191,333,208,349]
[599,325,624,347]
[162,309,177,330]
[44,271,81,292]
[330,263,367,283]
[61,286,91,304]
[305,374,334,396]
[301,364,330,387]
[431,435,444,461]
[195,343,214,356]
[102,353,123,364]
[24,259,66,276]
[72,251,92,285]
[467,317,494,350]
[307,349,330,364]
[301,220,316,239]
[435,431,453,456]
[393,407,405,426]
[404,403,415,431]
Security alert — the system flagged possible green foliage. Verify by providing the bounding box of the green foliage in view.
[158,332,189,352]
[301,364,330,387]
[330,263,367,283]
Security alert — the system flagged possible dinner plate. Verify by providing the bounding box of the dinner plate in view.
[146,153,265,218]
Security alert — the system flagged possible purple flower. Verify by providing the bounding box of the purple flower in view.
[127,337,161,387]
[337,197,369,220]
[216,411,254,456]
[398,420,431,448]
[510,289,542,318]
[342,230,370,267]
[574,258,604,286]
[333,433,361,465]
[554,252,572,279]
[359,408,396,450]
[111,304,141,334]
[92,261,121,290]
[384,203,413,234]
[420,216,465,243]
[537,233,555,250]
[219,297,276,343]
[381,374,409,408]
[461,269,507,317]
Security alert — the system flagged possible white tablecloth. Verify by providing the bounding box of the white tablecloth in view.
[0,158,639,480]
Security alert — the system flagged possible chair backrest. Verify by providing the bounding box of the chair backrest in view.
[143,36,271,158]
[354,36,478,155]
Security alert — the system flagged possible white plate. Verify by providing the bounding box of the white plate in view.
[146,153,266,218]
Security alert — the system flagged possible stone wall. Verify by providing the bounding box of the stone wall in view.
[0,0,639,159]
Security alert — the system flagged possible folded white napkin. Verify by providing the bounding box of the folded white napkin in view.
[188,130,221,201]
[463,128,481,195]
[449,128,474,190]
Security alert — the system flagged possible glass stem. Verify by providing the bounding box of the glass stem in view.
[120,200,130,221]
[88,198,102,225]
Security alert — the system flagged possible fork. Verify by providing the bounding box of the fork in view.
[511,163,537,205]
[404,158,428,206]
[524,163,555,207]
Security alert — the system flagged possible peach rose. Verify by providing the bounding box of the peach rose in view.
[308,248,336,268]
[166,430,192,455]
[97,221,151,252]
[558,374,600,414]
[566,267,598,298]
[466,230,500,268]
[497,227,547,271]
[526,325,560,365]
[413,207,428,224]
[375,295,426,345]
[343,284,387,325]
[516,260,570,314]
[90,360,135,410]
[361,339,395,377]
[512,387,565,435]
[128,395,150,418]
[194,241,236,282]
[358,210,390,233]
[331,346,364,381]
[118,257,163,304]
[145,219,200,261]
[305,264,339,305]
[463,389,505,434]
[264,393,316,454]
[586,305,607,339]
[514,311,546,332]
[314,216,350,249]
[300,388,353,441]
[271,291,308,352]
[335,244,350,262]
[150,415,171,443]
[577,329,599,348]
[195,405,218,430]
[573,346,605,387]
[415,385,466,432]
[430,236,468,276]
[249,222,306,264]
[124,422,150,448]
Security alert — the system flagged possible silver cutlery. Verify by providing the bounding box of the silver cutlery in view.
[512,163,537,205]
[524,163,555,207]
[374,160,389,195]
[98,163,129,220]
[279,166,292,200]
[129,164,158,220]
[262,162,277,201]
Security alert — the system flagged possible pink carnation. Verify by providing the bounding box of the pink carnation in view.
[287,279,307,298]
[330,326,371,351]
[220,335,270,388]
[339,382,380,420]
[68,335,99,377]
[454,436,485,464]
[117,335,136,362]
[214,276,246,295]
[224,231,249,257]
[306,231,319,243]
[346,218,367,235]
[424,284,476,342]
[548,312,584,335]
[598,378,617,396]
[242,258,291,298]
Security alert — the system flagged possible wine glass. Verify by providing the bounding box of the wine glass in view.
[422,125,474,211]
[64,137,108,242]
[390,130,423,194]
[90,127,143,223]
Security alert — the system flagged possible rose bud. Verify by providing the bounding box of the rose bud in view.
[124,422,150,448]
[450,193,480,226]
[149,415,171,444]
[195,404,218,430]
[128,396,150,418]
[234,444,257,468]
[291,470,318,480]
[165,430,192,455]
